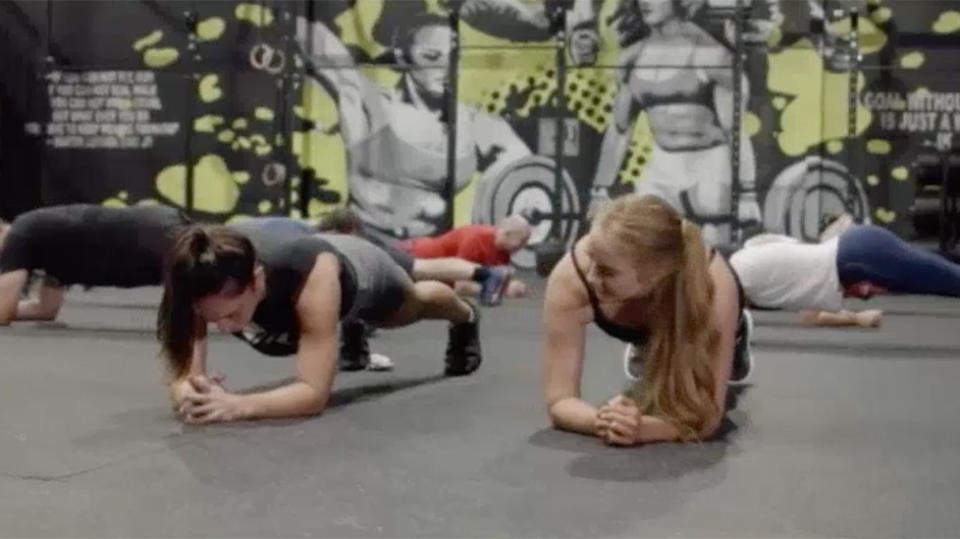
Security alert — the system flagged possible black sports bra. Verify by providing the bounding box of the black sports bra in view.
[569,246,740,345]
[570,247,651,345]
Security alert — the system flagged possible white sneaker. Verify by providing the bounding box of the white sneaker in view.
[622,343,644,381]
[366,352,395,371]
[729,309,755,386]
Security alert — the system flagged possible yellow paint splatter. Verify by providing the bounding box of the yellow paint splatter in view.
[254,144,272,157]
[143,48,179,68]
[767,39,872,156]
[232,118,248,130]
[232,172,251,184]
[275,134,285,147]
[828,16,887,54]
[744,112,761,137]
[102,197,128,208]
[235,3,274,26]
[867,174,880,186]
[827,140,844,154]
[933,11,960,34]
[217,129,236,143]
[194,115,224,133]
[290,176,301,189]
[307,199,324,218]
[891,167,910,181]
[196,17,226,41]
[297,79,340,128]
[900,52,925,69]
[155,155,240,214]
[133,30,163,52]
[290,209,303,219]
[766,25,782,47]
[291,192,300,204]
[258,200,273,214]
[235,136,252,150]
[249,134,267,146]
[136,199,160,206]
[867,139,892,154]
[334,0,386,61]
[199,74,222,103]
[254,107,274,121]
[292,130,347,198]
[874,208,897,224]
[454,172,480,226]
[772,97,788,110]
[871,7,892,24]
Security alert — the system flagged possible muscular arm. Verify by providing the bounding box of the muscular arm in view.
[474,112,533,184]
[239,253,341,419]
[594,52,641,190]
[294,16,376,143]
[0,269,28,325]
[15,277,64,321]
[542,262,598,435]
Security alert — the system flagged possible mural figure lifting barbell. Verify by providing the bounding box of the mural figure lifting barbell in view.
[294,12,583,259]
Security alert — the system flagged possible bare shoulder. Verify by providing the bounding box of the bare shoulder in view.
[688,24,731,63]
[297,253,342,326]
[544,250,592,324]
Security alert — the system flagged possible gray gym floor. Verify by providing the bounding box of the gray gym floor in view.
[2,276,960,538]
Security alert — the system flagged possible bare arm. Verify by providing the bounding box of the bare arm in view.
[14,277,64,321]
[593,81,639,191]
[542,261,598,436]
[0,270,29,325]
[238,253,341,419]
[294,16,376,143]
[474,112,534,184]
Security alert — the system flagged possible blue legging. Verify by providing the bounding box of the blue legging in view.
[836,225,960,297]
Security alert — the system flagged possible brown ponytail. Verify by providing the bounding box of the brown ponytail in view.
[157,225,256,378]
[597,195,720,441]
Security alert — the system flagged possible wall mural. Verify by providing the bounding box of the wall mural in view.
[1,0,958,267]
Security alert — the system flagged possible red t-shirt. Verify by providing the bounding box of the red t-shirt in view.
[402,225,510,266]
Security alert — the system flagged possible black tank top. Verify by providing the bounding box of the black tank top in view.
[232,228,358,357]
[0,204,187,287]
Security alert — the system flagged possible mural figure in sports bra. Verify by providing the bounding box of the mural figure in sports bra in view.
[295,12,534,244]
[588,0,762,246]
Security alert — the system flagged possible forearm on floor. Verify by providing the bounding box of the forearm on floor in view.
[240,380,330,420]
[549,397,600,436]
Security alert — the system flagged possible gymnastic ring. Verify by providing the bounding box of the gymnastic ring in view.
[249,43,286,75]
[261,162,287,187]
[763,156,870,242]
[471,154,582,269]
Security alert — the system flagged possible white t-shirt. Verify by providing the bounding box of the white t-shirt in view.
[730,234,843,312]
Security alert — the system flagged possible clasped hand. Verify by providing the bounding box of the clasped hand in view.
[171,374,246,425]
[595,395,641,446]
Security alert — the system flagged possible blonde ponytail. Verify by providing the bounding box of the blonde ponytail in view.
[618,214,720,441]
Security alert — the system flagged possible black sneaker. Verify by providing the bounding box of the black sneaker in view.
[339,320,370,371]
[729,309,755,386]
[444,302,482,376]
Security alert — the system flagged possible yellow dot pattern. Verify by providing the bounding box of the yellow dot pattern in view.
[867,139,892,154]
[143,48,178,68]
[133,31,163,52]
